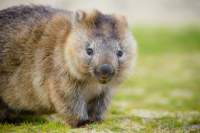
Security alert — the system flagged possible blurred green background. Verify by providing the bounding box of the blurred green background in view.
[0,0,200,132]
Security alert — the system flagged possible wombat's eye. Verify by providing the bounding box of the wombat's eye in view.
[86,48,94,56]
[117,50,123,57]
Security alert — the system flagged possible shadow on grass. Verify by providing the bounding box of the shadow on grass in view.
[0,115,47,125]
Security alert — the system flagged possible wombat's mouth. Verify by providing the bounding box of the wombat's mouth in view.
[97,77,112,84]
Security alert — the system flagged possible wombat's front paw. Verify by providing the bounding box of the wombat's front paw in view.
[76,119,90,127]
[66,116,90,127]
[89,113,103,122]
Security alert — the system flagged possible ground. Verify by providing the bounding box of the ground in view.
[0,25,200,133]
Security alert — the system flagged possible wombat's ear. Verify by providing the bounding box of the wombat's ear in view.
[114,14,128,28]
[74,10,101,26]
[75,10,86,22]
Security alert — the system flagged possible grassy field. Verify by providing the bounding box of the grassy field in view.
[0,25,200,133]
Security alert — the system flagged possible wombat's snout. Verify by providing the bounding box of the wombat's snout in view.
[94,64,115,84]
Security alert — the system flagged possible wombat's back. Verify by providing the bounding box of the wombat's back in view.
[0,5,74,115]
[0,6,51,67]
[0,6,50,89]
[0,5,69,93]
[0,5,55,43]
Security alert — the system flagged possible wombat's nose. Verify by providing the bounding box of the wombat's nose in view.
[99,64,114,76]
[95,64,114,84]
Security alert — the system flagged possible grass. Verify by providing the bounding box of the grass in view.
[1,25,200,133]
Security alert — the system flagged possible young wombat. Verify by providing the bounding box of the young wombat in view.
[0,5,137,127]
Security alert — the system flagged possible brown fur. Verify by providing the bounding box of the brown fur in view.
[0,5,137,127]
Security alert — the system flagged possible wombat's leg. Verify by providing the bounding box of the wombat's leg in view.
[53,89,89,127]
[88,89,112,122]
[0,98,17,122]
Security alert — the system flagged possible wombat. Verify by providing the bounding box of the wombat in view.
[0,5,137,127]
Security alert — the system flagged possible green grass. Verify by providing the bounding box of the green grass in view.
[134,25,200,55]
[1,25,200,133]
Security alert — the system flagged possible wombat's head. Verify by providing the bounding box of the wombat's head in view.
[65,10,137,85]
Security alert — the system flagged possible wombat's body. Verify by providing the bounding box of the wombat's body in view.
[0,5,137,127]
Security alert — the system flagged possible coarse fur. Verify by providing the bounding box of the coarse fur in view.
[0,5,137,127]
